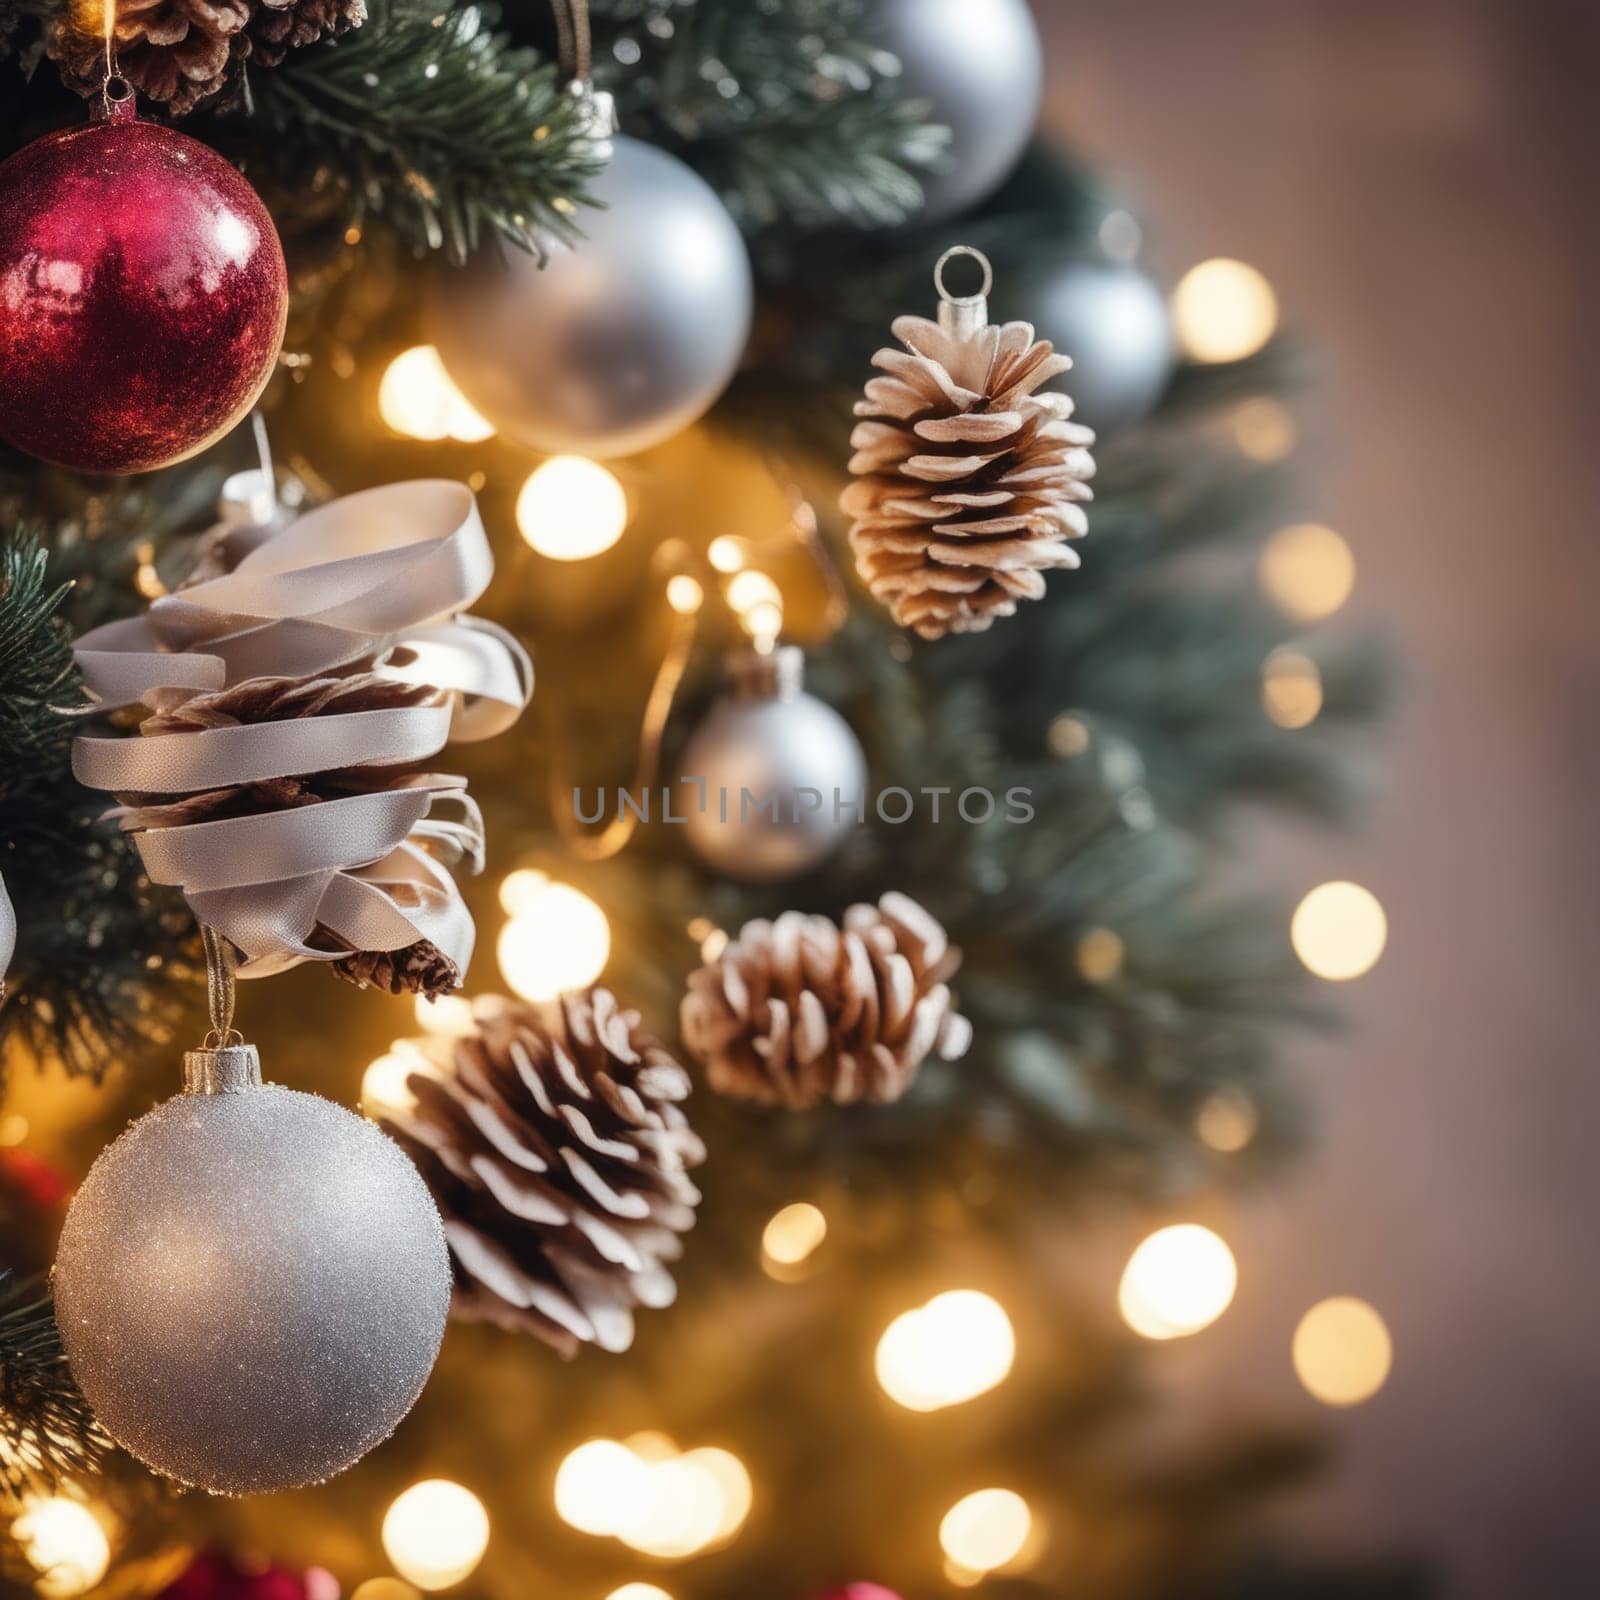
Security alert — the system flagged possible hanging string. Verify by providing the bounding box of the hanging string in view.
[100,0,127,118]
[200,925,242,1048]
[784,484,852,640]
[545,577,701,862]
[550,0,593,82]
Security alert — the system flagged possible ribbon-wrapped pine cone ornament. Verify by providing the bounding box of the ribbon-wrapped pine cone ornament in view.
[72,481,532,996]
[841,245,1096,641]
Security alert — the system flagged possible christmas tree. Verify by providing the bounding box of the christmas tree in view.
[0,3,1414,1598]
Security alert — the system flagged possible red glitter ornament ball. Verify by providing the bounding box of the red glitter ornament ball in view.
[0,94,287,475]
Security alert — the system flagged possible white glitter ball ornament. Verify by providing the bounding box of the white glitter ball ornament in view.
[52,1044,451,1496]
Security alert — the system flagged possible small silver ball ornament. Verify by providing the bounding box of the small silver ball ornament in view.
[52,1044,450,1496]
[681,648,867,883]
[431,134,753,459]
[873,0,1044,223]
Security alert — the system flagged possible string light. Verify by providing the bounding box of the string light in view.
[554,1437,751,1558]
[516,456,629,561]
[875,1290,1015,1412]
[1172,259,1279,363]
[1259,523,1356,622]
[497,870,611,1001]
[1293,1297,1393,1406]
[761,1202,828,1269]
[1261,646,1323,729]
[378,347,494,443]
[725,570,782,614]
[10,1497,109,1599]
[1291,881,1387,981]
[666,574,704,614]
[1118,1225,1238,1339]
[939,1489,1032,1577]
[381,1480,490,1592]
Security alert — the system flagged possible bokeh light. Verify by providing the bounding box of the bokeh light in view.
[875,1290,1015,1412]
[1076,927,1125,984]
[555,1436,751,1559]
[1172,259,1279,363]
[1293,1297,1393,1406]
[939,1489,1032,1576]
[378,347,494,443]
[381,1480,489,1592]
[1261,646,1324,729]
[667,574,704,614]
[1196,1088,1260,1153]
[516,456,629,561]
[11,1497,109,1599]
[360,1043,430,1118]
[412,993,476,1038]
[1232,398,1297,462]
[762,1202,828,1268]
[725,570,782,614]
[351,1582,421,1600]
[1119,1225,1238,1339]
[1259,523,1356,622]
[607,1588,674,1600]
[1291,881,1387,981]
[497,871,611,1001]
[707,536,745,573]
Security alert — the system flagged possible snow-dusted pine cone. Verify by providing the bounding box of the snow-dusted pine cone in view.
[376,991,705,1358]
[113,671,464,997]
[841,313,1095,640]
[48,0,364,116]
[681,892,972,1110]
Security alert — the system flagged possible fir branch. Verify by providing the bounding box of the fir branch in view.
[585,0,949,228]
[0,535,196,1088]
[227,0,604,262]
[0,1272,110,1501]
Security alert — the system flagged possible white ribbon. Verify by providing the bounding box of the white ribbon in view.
[72,481,532,983]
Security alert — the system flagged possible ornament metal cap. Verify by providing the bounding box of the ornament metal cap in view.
[935,245,994,339]
[183,1043,262,1096]
[725,644,805,703]
[567,81,618,154]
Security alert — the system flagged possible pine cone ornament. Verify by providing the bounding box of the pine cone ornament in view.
[681,892,972,1110]
[113,671,467,997]
[842,249,1095,641]
[376,991,705,1358]
[48,0,364,116]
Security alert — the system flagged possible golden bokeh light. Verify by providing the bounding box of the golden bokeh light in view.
[939,1488,1032,1576]
[761,1202,828,1268]
[1119,1224,1238,1340]
[1172,258,1279,363]
[707,536,746,573]
[1196,1089,1259,1153]
[725,570,782,615]
[381,1480,489,1592]
[378,346,495,443]
[1046,714,1089,758]
[666,574,704,614]
[1259,523,1356,623]
[875,1290,1015,1412]
[11,1497,110,1600]
[412,992,477,1038]
[1261,647,1324,729]
[1293,1297,1393,1406]
[1076,927,1125,984]
[1291,881,1387,981]
[516,456,629,561]
[360,1044,430,1118]
[607,1588,675,1600]
[497,872,611,1001]
[1232,398,1297,463]
[351,1582,422,1600]
[555,1437,751,1559]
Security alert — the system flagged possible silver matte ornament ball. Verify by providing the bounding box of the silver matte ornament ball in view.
[872,0,1043,224]
[1013,256,1174,435]
[431,133,753,459]
[682,648,867,884]
[52,1045,451,1496]
[0,869,13,991]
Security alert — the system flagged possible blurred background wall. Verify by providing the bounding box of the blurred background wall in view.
[1033,2,1600,1595]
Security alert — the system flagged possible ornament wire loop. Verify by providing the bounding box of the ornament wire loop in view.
[200,924,243,1049]
[934,244,994,304]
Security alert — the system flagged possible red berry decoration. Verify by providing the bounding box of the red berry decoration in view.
[0,90,286,475]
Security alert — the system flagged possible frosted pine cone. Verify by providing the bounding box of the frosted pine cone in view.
[48,0,364,115]
[681,892,972,1110]
[842,313,1095,640]
[118,672,463,997]
[377,991,705,1357]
